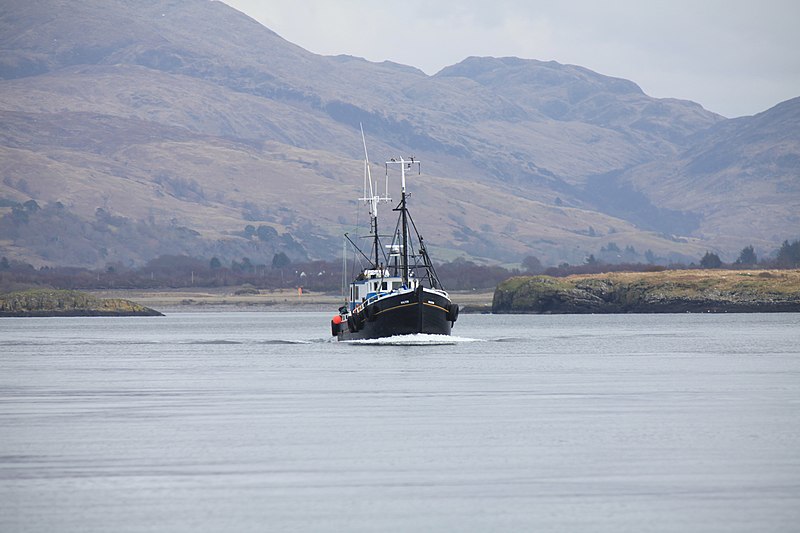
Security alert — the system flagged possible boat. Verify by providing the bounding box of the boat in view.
[330,132,458,340]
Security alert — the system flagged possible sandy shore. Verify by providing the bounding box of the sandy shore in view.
[88,288,495,313]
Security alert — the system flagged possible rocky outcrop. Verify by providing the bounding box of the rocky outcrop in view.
[0,289,163,317]
[492,270,800,314]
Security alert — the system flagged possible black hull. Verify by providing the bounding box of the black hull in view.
[337,289,454,341]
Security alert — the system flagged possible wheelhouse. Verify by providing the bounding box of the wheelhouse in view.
[348,268,417,312]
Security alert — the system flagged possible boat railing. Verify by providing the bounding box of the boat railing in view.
[353,292,382,314]
[352,285,418,314]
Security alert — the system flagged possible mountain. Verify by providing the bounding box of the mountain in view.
[619,97,800,253]
[0,0,797,269]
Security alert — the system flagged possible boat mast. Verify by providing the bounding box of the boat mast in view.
[386,157,419,287]
[359,125,389,270]
[400,160,409,285]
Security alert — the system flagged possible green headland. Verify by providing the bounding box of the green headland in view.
[493,269,800,314]
[0,289,163,317]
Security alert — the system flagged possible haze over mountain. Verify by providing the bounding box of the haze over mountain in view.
[1,0,797,269]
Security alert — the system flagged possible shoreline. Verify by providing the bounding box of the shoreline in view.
[87,288,496,314]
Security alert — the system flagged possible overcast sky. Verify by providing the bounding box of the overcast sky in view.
[222,0,799,118]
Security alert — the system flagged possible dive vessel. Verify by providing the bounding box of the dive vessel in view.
[330,136,458,340]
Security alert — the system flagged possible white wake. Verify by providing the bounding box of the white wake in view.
[344,334,482,346]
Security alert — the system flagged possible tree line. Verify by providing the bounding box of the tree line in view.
[697,241,800,269]
[1,240,798,293]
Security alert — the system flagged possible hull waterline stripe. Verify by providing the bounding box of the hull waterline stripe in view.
[375,302,449,316]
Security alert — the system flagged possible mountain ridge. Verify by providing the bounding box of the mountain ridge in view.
[0,0,797,269]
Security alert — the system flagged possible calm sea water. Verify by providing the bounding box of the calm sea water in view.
[1,312,799,532]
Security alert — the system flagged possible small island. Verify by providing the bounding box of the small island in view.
[493,269,800,314]
[0,289,163,317]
